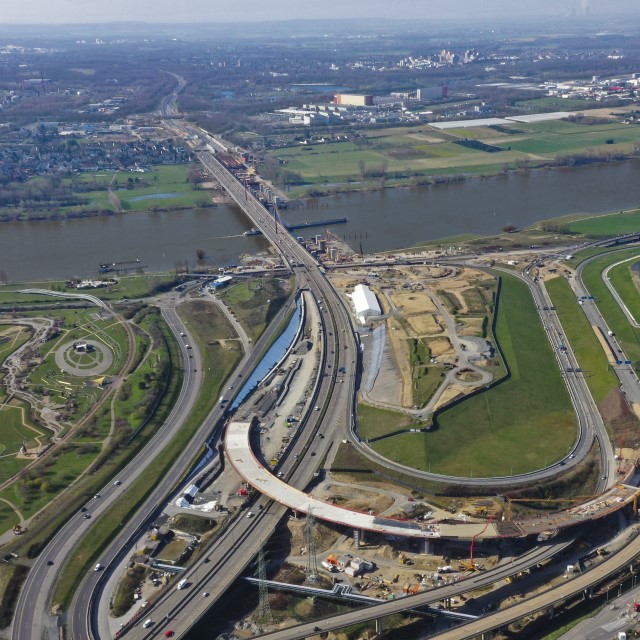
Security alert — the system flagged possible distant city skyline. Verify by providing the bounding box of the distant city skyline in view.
[1,0,638,25]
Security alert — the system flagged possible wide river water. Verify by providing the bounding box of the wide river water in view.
[2,161,640,282]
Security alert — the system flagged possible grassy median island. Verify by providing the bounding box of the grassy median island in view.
[580,248,640,364]
[371,273,576,477]
[608,257,640,323]
[546,276,619,404]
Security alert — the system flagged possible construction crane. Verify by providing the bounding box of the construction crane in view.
[460,516,494,572]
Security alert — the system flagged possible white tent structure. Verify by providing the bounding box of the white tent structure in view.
[350,284,381,324]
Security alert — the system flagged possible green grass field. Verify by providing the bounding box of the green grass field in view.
[51,297,243,609]
[0,165,205,220]
[221,278,293,340]
[266,117,640,195]
[0,401,50,484]
[580,249,640,364]
[515,97,600,111]
[567,208,640,235]
[608,258,640,324]
[546,276,619,404]
[372,273,576,476]
[357,404,427,441]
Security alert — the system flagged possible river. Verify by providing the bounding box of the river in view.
[2,162,640,282]
[288,160,640,253]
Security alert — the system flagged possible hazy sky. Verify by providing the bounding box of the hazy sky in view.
[0,0,636,24]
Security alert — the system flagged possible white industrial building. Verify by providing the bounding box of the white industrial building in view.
[350,284,381,324]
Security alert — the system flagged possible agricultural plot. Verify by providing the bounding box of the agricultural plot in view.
[267,117,640,194]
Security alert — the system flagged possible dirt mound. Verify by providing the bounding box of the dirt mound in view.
[599,388,640,447]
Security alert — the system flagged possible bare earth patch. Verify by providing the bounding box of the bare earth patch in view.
[406,314,443,335]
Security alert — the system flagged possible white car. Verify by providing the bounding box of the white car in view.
[246,511,255,518]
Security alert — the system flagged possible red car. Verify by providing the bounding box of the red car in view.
[164,632,174,638]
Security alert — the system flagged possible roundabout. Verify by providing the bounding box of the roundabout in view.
[54,339,113,377]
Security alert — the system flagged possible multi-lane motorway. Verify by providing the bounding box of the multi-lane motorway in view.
[12,301,203,640]
[9,107,640,640]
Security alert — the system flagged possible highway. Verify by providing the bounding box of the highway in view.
[342,260,614,490]
[574,249,640,409]
[113,140,362,639]
[11,300,202,640]
[115,145,630,637]
[11,97,637,639]
[83,291,301,639]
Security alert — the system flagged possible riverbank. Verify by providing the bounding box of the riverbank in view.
[268,113,640,200]
[291,151,640,200]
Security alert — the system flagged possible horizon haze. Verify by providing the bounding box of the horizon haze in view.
[2,0,639,25]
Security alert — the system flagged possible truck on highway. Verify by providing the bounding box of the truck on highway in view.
[177,578,188,590]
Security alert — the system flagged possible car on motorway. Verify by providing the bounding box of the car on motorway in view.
[46,560,54,566]
[94,563,103,571]
[202,592,209,597]
[142,619,153,628]
[246,511,255,518]
[83,513,91,519]
[114,479,121,485]
[164,632,175,638]
[601,475,607,480]
[277,471,284,478]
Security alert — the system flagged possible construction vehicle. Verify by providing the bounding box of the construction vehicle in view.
[459,516,494,572]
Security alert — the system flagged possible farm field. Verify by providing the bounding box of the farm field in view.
[371,273,576,477]
[266,117,640,195]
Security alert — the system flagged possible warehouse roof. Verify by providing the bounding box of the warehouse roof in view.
[351,284,381,319]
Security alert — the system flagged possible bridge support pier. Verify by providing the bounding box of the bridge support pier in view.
[375,617,384,636]
[422,539,434,555]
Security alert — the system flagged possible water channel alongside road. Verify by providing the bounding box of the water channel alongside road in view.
[2,161,640,282]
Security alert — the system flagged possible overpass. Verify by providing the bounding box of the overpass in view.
[237,527,640,640]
